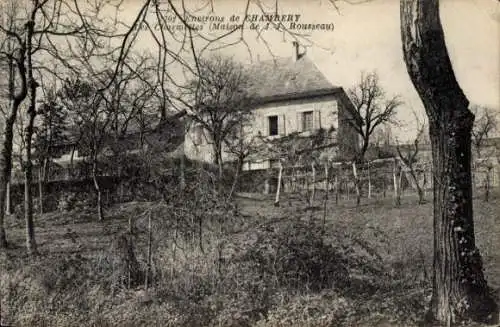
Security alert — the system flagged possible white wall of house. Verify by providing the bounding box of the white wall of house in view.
[250,95,338,138]
[184,94,345,167]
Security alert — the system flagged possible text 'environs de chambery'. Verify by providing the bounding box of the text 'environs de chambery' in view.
[146,12,335,32]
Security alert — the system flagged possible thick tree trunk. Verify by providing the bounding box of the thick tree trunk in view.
[401,0,498,324]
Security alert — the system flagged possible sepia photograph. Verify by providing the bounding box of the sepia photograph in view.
[0,0,499,326]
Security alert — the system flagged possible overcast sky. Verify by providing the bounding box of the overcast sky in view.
[124,0,500,141]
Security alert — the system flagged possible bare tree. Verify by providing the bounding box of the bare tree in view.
[471,105,497,158]
[224,124,260,200]
[401,0,498,324]
[0,0,24,248]
[59,77,108,221]
[396,115,427,204]
[470,105,497,202]
[347,71,402,162]
[33,86,68,214]
[186,55,255,182]
[0,0,125,252]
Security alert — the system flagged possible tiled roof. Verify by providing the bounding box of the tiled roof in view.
[246,56,339,103]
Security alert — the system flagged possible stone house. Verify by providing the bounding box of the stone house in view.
[184,42,361,170]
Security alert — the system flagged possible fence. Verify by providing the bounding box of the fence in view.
[254,157,499,203]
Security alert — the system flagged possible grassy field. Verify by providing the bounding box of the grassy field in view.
[0,190,499,327]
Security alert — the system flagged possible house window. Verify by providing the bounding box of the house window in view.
[268,116,278,136]
[302,111,314,131]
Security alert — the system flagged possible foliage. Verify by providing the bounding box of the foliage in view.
[2,192,500,326]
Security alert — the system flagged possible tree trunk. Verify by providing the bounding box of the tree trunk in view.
[401,0,498,324]
[0,62,24,248]
[92,157,104,221]
[0,116,16,248]
[24,19,38,256]
[24,98,37,255]
[408,169,425,204]
[212,140,223,183]
[484,166,491,203]
[228,158,243,200]
[179,154,186,192]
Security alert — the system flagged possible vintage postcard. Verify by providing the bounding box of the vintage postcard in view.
[0,0,498,326]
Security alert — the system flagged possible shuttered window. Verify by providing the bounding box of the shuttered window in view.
[268,116,278,136]
[302,111,314,131]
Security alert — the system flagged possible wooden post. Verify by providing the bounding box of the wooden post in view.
[393,158,401,206]
[322,161,330,228]
[383,174,387,198]
[367,161,372,199]
[352,162,361,206]
[38,166,43,215]
[6,180,11,215]
[324,162,329,191]
[335,164,340,204]
[264,176,270,195]
[145,210,152,289]
[392,159,398,198]
[274,161,283,206]
[334,174,339,205]
[310,163,316,206]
